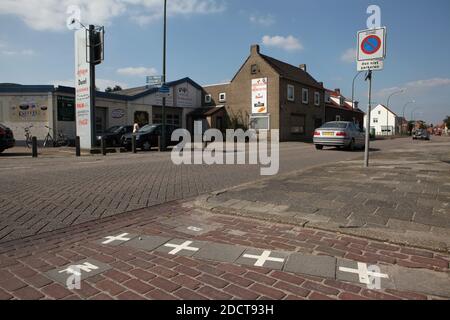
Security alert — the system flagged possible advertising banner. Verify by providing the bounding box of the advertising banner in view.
[252,78,268,114]
[75,29,92,149]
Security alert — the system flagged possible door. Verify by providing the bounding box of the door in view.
[95,107,107,135]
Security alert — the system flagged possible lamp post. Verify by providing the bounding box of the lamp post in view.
[161,0,167,151]
[402,100,415,134]
[386,90,404,136]
[351,71,363,109]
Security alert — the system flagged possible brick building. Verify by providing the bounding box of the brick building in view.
[324,89,365,129]
[202,45,326,142]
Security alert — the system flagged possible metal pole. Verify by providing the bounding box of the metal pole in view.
[364,70,372,168]
[32,137,38,158]
[386,90,403,136]
[75,136,81,157]
[89,25,97,149]
[161,0,167,151]
[351,71,363,110]
[132,134,137,154]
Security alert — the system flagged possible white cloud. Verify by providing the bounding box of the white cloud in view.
[262,35,303,52]
[340,48,356,63]
[377,78,450,97]
[53,78,128,91]
[117,67,158,77]
[0,0,226,31]
[1,49,35,56]
[250,14,275,27]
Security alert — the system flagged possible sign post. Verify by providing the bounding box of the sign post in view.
[357,27,387,168]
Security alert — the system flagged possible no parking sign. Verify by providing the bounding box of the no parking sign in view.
[357,27,386,64]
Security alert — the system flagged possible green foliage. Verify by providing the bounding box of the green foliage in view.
[228,110,248,130]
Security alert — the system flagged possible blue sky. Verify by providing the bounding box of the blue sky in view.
[0,0,449,124]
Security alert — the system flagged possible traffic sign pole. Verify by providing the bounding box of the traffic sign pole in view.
[364,70,373,168]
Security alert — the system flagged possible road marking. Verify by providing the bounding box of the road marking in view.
[339,262,389,285]
[187,226,203,232]
[243,250,285,267]
[58,262,99,277]
[164,241,199,255]
[102,233,132,245]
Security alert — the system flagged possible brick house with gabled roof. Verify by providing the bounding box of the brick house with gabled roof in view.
[325,88,365,129]
[202,44,326,142]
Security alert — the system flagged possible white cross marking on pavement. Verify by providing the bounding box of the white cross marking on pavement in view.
[187,226,203,232]
[243,250,285,267]
[339,262,389,285]
[102,233,131,245]
[164,241,200,255]
[59,262,99,276]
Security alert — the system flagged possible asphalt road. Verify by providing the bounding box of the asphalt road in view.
[0,138,409,243]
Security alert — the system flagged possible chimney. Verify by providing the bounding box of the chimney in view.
[353,101,359,109]
[251,44,260,55]
[335,88,341,95]
[299,64,307,72]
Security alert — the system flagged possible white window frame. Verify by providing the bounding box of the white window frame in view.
[205,94,212,104]
[219,92,226,103]
[336,115,341,121]
[287,85,295,102]
[302,88,309,104]
[314,92,320,106]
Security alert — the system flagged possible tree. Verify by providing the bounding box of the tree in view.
[105,87,113,93]
[444,116,450,129]
[105,85,123,93]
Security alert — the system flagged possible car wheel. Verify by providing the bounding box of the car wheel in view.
[143,141,152,151]
[315,145,323,150]
[348,139,355,151]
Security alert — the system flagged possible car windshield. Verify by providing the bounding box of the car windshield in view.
[320,122,348,129]
[105,126,121,133]
[138,125,158,133]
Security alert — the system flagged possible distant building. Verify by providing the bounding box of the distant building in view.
[364,104,400,136]
[202,44,326,142]
[324,88,365,129]
[0,78,203,143]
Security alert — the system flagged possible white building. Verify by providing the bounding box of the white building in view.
[0,78,204,144]
[364,104,400,136]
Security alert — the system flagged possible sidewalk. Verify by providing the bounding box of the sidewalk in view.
[196,137,450,252]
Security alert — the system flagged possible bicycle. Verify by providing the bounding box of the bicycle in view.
[43,126,69,147]
[24,125,34,148]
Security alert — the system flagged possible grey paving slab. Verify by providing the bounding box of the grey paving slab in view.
[124,235,172,251]
[336,259,394,290]
[389,266,450,298]
[97,232,139,246]
[283,253,336,279]
[155,239,207,257]
[235,248,289,270]
[45,259,111,286]
[193,243,246,263]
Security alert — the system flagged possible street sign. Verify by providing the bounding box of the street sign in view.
[357,27,386,62]
[357,59,384,72]
[159,84,170,93]
[146,76,162,88]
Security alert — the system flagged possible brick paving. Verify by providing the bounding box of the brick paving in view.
[0,139,407,243]
[0,201,448,300]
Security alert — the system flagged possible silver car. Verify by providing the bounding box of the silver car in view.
[313,121,365,151]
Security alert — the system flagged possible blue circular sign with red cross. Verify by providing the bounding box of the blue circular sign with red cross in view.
[361,35,382,55]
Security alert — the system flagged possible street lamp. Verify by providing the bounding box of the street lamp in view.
[386,89,404,136]
[161,0,167,151]
[411,107,422,122]
[402,100,415,134]
[351,71,363,109]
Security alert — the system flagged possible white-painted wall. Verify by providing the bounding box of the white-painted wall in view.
[364,104,399,136]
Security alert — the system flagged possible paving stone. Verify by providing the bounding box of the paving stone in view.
[193,243,246,263]
[155,239,207,257]
[235,249,289,270]
[124,235,172,251]
[283,253,336,279]
[45,259,111,286]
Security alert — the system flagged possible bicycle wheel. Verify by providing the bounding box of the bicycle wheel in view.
[25,137,32,148]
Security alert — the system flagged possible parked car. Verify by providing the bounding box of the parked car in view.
[313,121,365,151]
[412,129,430,141]
[122,124,180,151]
[0,123,15,153]
[96,125,133,147]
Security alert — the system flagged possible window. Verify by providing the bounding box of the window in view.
[287,85,295,102]
[205,94,212,104]
[325,92,331,103]
[249,116,270,130]
[153,113,162,124]
[378,111,381,115]
[302,88,309,104]
[336,115,341,121]
[373,118,378,123]
[251,64,259,74]
[314,92,320,106]
[219,93,226,102]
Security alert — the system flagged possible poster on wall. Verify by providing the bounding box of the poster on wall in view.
[176,84,194,108]
[252,78,268,114]
[57,96,75,122]
[75,29,92,149]
[9,96,48,122]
